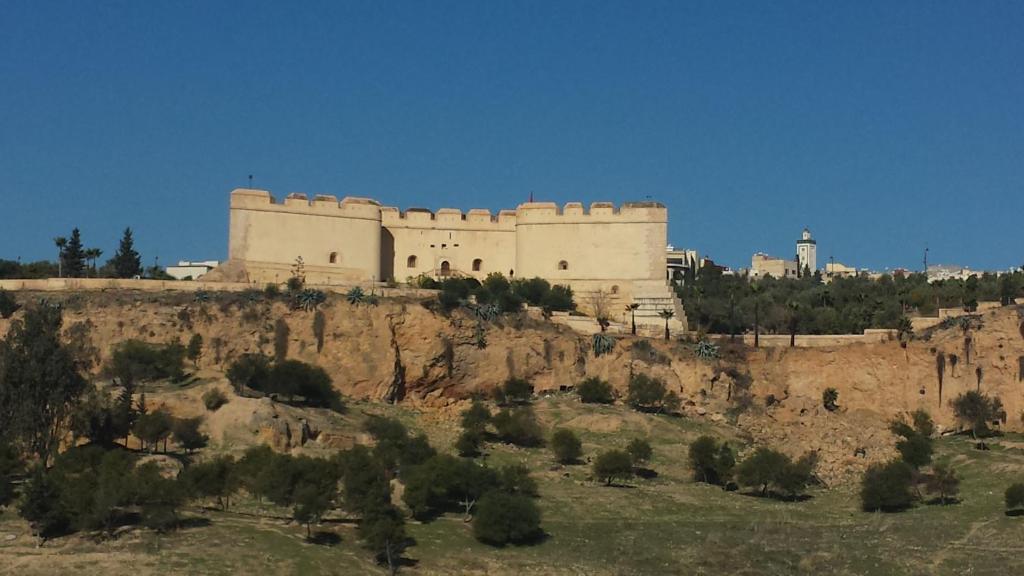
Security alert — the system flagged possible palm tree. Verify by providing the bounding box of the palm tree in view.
[54,236,67,278]
[84,248,102,277]
[625,303,640,336]
[658,309,674,341]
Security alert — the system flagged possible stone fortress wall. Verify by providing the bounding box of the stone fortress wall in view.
[222,188,686,331]
[228,189,383,285]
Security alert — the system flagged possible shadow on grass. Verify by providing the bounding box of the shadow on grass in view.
[599,482,637,489]
[1005,509,1024,517]
[307,531,341,546]
[634,467,659,479]
[924,497,962,506]
[737,490,813,503]
[177,516,213,530]
[479,530,552,548]
[396,557,421,569]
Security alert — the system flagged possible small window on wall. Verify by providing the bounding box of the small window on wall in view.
[407,255,418,268]
[472,258,482,272]
[610,285,619,295]
[558,260,569,271]
[329,252,338,264]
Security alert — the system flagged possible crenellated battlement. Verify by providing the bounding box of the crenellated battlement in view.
[380,205,517,230]
[230,188,382,220]
[232,189,664,227]
[514,200,667,223]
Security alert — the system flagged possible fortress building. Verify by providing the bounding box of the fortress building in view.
[218,188,686,331]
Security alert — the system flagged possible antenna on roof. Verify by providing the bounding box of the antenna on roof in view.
[248,174,254,188]
[529,191,534,203]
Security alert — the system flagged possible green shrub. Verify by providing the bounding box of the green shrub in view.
[181,455,237,510]
[498,464,538,497]
[626,373,668,412]
[688,435,735,485]
[550,429,583,464]
[202,388,227,412]
[472,491,542,546]
[496,378,533,405]
[460,400,492,434]
[106,339,187,382]
[492,407,543,447]
[402,454,497,519]
[593,449,634,486]
[363,416,436,472]
[226,353,271,393]
[542,285,575,312]
[822,387,839,411]
[267,360,345,412]
[577,377,614,404]
[736,447,816,499]
[861,459,915,512]
[134,409,174,452]
[456,429,483,457]
[626,438,653,467]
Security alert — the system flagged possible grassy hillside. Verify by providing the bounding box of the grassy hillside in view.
[3,395,1024,575]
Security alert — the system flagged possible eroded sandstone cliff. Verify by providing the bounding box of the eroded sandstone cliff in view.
[2,290,1022,484]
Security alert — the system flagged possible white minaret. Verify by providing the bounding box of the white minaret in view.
[796,228,817,275]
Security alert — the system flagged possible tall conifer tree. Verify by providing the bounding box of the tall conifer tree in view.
[110,227,142,278]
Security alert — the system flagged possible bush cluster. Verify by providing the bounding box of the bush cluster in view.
[105,339,187,382]
[626,373,681,414]
[435,273,575,314]
[226,355,344,412]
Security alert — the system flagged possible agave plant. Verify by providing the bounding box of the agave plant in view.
[694,339,719,361]
[473,303,500,323]
[293,288,327,311]
[365,293,380,306]
[592,333,616,357]
[345,286,366,305]
[193,290,211,303]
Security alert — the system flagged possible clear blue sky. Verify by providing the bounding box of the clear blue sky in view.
[2,1,1022,272]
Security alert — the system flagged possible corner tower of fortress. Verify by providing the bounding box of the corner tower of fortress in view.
[214,188,685,331]
[223,188,383,285]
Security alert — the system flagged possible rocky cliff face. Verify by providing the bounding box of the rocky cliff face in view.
[3,291,1022,484]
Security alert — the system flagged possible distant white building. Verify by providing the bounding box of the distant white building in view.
[927,264,976,283]
[796,228,817,274]
[166,260,219,280]
[751,252,799,279]
[825,260,858,279]
[666,245,699,285]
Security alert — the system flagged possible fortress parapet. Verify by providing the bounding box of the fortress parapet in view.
[230,188,382,221]
[514,201,667,224]
[380,205,516,231]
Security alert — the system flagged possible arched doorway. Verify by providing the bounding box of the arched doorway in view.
[440,261,451,277]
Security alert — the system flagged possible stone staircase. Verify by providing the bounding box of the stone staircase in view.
[558,280,687,338]
[629,280,687,336]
